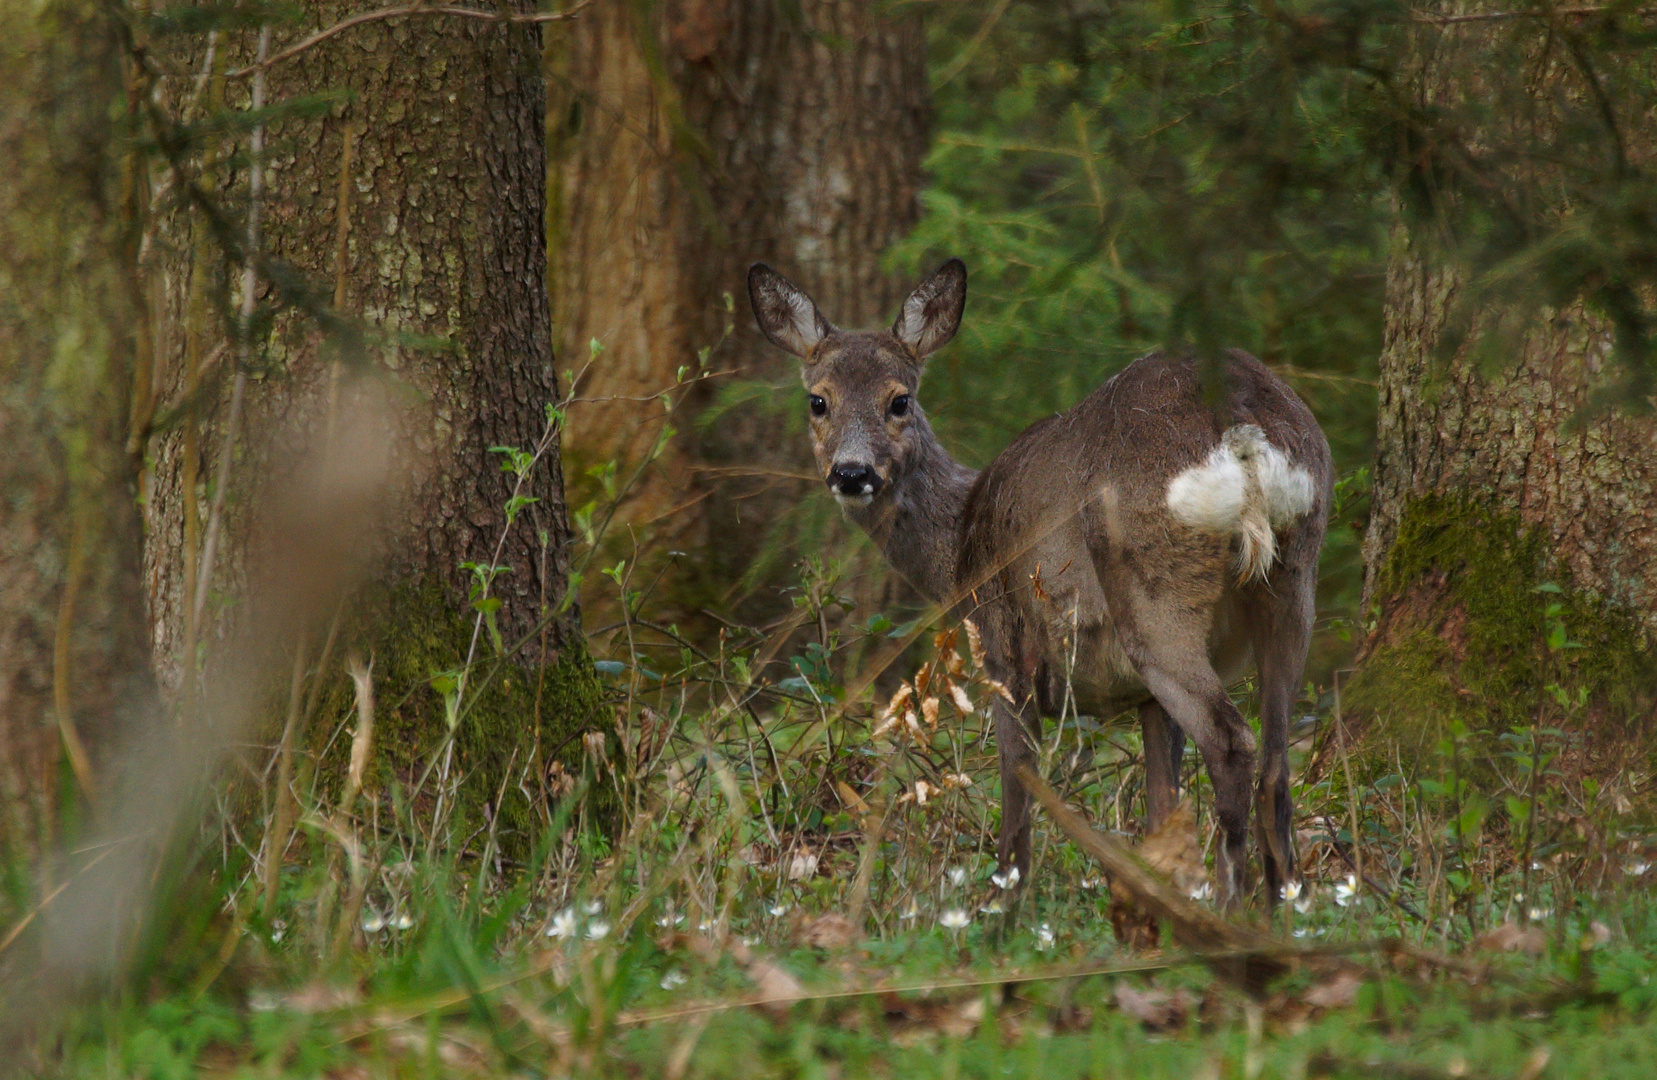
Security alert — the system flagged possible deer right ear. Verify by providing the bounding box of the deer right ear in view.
[749,264,834,357]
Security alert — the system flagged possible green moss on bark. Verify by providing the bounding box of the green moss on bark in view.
[1349,495,1654,749]
[310,581,609,856]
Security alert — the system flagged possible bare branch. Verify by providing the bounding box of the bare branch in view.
[226,0,595,79]
[1414,5,1652,25]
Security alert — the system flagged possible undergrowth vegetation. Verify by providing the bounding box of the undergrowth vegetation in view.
[18,531,1657,1077]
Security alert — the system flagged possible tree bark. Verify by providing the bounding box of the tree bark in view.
[0,0,158,863]
[1356,15,1657,738]
[142,4,594,835]
[551,0,928,623]
[1363,243,1657,629]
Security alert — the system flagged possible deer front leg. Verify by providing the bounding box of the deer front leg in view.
[1140,699,1186,832]
[993,692,1042,886]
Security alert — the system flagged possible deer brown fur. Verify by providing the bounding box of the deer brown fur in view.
[749,258,1332,907]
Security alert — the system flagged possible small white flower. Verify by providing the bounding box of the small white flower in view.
[660,969,687,990]
[270,919,287,944]
[768,903,791,917]
[898,899,920,920]
[1188,881,1213,902]
[946,866,968,888]
[1293,927,1310,938]
[546,908,578,939]
[788,851,820,881]
[1528,907,1552,922]
[1295,893,1314,916]
[393,913,414,931]
[1035,923,1055,951]
[1626,861,1650,877]
[991,865,1021,890]
[582,900,604,916]
[361,910,386,934]
[1333,874,1359,907]
[655,912,686,928]
[939,908,971,930]
[1080,877,1104,890]
[697,920,715,933]
[1282,880,1302,903]
[586,919,612,940]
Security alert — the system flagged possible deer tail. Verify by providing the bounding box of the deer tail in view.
[1165,424,1316,585]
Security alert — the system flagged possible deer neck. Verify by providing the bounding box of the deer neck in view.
[844,414,976,605]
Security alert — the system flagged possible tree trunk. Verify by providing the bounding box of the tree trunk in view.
[551,0,928,625]
[0,0,158,865]
[143,4,596,841]
[1356,243,1657,739]
[1354,18,1657,745]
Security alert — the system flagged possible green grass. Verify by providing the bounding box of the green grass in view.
[33,884,1657,1079]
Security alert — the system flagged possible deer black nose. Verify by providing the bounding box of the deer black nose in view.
[828,463,881,498]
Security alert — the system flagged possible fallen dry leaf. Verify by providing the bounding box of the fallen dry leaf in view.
[787,848,820,881]
[1473,921,1548,955]
[882,992,988,1045]
[727,937,805,1016]
[1113,981,1196,1032]
[1303,968,1365,1010]
[1109,799,1210,950]
[793,911,860,950]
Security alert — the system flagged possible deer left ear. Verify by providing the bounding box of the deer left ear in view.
[892,258,966,358]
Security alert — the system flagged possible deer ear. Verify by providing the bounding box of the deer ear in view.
[749,263,834,357]
[892,258,966,358]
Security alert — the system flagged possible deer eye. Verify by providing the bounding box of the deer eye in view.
[889,394,911,417]
[809,394,827,417]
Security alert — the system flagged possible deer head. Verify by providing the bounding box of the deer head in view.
[748,259,967,508]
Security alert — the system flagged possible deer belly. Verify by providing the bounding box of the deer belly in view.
[1047,618,1147,715]
[1043,608,1253,717]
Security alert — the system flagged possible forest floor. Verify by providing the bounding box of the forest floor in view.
[29,869,1657,1079]
[18,608,1657,1078]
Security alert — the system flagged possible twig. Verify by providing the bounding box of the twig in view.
[1318,814,1428,927]
[0,842,128,957]
[1413,5,1652,24]
[1016,765,1292,994]
[226,0,596,79]
[191,24,268,644]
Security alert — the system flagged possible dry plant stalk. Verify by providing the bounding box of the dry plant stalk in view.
[1015,765,1290,993]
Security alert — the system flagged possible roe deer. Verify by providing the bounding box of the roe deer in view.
[748,257,1332,907]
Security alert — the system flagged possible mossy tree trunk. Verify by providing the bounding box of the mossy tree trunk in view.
[550,0,928,625]
[0,0,159,864]
[143,5,596,842]
[1357,236,1657,737]
[1354,14,1657,749]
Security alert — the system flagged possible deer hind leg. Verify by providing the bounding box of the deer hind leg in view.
[1140,699,1187,832]
[1247,557,1317,905]
[993,691,1042,885]
[1104,578,1256,907]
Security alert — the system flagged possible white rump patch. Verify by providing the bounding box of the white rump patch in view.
[1165,444,1249,530]
[1165,425,1316,582]
[1253,437,1317,526]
